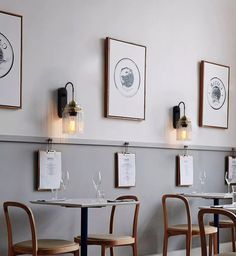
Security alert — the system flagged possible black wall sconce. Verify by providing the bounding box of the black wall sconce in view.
[58,82,83,134]
[173,101,192,140]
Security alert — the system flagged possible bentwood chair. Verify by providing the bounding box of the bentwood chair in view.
[3,201,80,256]
[198,208,236,256]
[74,195,140,256]
[209,219,236,251]
[162,194,217,256]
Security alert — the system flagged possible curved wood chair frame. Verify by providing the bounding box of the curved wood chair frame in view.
[209,219,236,252]
[162,194,217,256]
[3,201,79,256]
[198,208,236,256]
[75,195,140,256]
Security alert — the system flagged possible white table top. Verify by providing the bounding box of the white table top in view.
[179,192,232,199]
[200,205,236,212]
[30,198,138,208]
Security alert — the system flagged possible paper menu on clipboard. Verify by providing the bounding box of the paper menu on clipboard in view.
[38,150,62,190]
[227,156,236,183]
[116,153,136,187]
[177,155,193,186]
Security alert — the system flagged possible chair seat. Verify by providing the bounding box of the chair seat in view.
[168,224,217,235]
[75,234,135,246]
[14,239,80,254]
[218,253,236,256]
[210,219,234,228]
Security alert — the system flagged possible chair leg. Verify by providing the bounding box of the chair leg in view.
[8,249,15,256]
[212,233,218,255]
[186,234,192,256]
[163,233,168,256]
[132,243,138,256]
[101,245,106,256]
[209,234,212,256]
[231,227,236,252]
[73,250,80,256]
[110,247,114,256]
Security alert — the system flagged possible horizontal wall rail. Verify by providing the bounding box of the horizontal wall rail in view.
[0,134,234,152]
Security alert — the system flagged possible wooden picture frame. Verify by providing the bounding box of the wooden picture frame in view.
[199,60,230,128]
[0,10,22,109]
[105,37,146,120]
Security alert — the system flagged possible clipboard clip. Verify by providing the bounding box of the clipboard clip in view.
[231,148,236,158]
[123,142,130,155]
[183,145,188,156]
[46,138,55,153]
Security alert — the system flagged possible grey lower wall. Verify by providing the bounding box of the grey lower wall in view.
[0,140,231,256]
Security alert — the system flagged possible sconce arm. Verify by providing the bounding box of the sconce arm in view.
[178,101,186,116]
[65,82,75,101]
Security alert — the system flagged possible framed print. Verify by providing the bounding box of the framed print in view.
[0,10,22,109]
[199,61,230,128]
[105,37,146,120]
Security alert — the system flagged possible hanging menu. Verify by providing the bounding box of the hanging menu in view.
[227,156,236,183]
[37,150,62,190]
[176,155,193,186]
[115,153,136,187]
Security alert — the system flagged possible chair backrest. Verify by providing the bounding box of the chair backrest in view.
[109,195,140,239]
[198,208,236,256]
[162,194,192,233]
[3,201,38,256]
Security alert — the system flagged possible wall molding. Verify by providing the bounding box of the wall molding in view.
[0,134,234,152]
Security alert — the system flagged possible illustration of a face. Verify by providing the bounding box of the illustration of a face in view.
[114,58,141,98]
[211,86,221,103]
[0,47,4,63]
[0,33,14,78]
[207,77,226,110]
[120,67,134,89]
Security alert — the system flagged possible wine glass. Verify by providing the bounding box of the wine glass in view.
[60,170,70,199]
[51,188,59,200]
[225,172,232,194]
[199,170,207,193]
[92,171,102,199]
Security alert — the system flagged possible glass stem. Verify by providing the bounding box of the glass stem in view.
[96,188,101,199]
[201,183,204,193]
[228,184,231,194]
[55,189,58,200]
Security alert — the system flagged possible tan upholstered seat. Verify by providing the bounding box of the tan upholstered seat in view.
[210,219,233,226]
[169,224,217,235]
[3,201,79,256]
[76,234,134,246]
[14,239,79,254]
[162,194,218,256]
[198,208,236,256]
[74,195,140,256]
[217,253,236,256]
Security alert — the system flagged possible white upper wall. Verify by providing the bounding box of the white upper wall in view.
[0,0,236,146]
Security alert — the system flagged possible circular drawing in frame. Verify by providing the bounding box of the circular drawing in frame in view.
[0,32,14,78]
[114,58,141,98]
[207,77,226,110]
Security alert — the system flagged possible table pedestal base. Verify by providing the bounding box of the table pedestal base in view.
[81,208,88,256]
